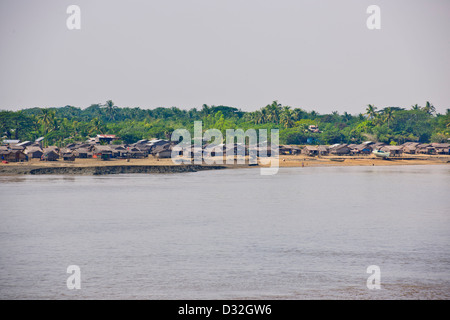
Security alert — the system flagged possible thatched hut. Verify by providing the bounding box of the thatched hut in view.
[279,145,293,155]
[431,143,450,155]
[25,147,44,159]
[381,145,403,157]
[0,150,27,162]
[42,150,59,161]
[151,145,172,159]
[329,144,351,155]
[402,142,419,154]
[356,144,373,155]
[128,147,147,159]
[0,150,9,161]
[92,145,113,160]
[318,145,329,156]
[416,144,435,155]
[110,145,128,158]
[302,145,319,156]
[74,148,90,158]
[290,146,302,155]
[61,150,76,161]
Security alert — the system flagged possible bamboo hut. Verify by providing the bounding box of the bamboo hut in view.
[74,148,90,158]
[25,147,44,159]
[318,145,329,156]
[0,150,27,162]
[302,145,319,156]
[92,145,113,160]
[42,150,59,161]
[329,144,351,155]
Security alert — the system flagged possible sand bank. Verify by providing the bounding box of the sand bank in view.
[0,155,448,175]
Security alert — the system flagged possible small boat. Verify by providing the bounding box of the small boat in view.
[372,150,390,158]
[330,158,345,162]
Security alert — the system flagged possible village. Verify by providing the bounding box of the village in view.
[1,134,449,166]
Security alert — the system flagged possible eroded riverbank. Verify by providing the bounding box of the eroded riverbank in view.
[0,164,228,175]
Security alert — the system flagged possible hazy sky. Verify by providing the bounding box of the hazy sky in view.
[1,0,449,114]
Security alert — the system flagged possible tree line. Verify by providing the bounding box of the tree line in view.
[1,100,449,146]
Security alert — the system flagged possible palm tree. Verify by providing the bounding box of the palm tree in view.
[248,111,264,125]
[264,101,281,123]
[257,111,265,125]
[292,108,305,121]
[48,117,60,133]
[411,104,421,111]
[280,107,293,128]
[261,107,269,123]
[38,109,56,135]
[384,107,395,128]
[89,117,105,135]
[366,104,377,120]
[200,104,211,118]
[343,112,352,122]
[423,101,436,115]
[103,100,117,121]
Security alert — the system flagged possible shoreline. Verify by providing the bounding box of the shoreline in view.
[0,164,228,175]
[1,154,449,175]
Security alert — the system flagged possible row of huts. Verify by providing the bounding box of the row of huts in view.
[293,141,450,157]
[1,137,449,162]
[0,137,174,162]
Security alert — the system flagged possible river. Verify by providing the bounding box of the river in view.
[0,165,449,299]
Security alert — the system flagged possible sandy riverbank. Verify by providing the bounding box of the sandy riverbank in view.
[0,154,449,175]
[273,154,450,168]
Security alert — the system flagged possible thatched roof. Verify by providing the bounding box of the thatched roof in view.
[10,145,25,151]
[110,145,127,150]
[355,144,372,151]
[93,145,113,153]
[151,144,171,154]
[44,146,59,153]
[384,145,403,151]
[75,148,89,153]
[431,143,450,148]
[43,149,58,156]
[417,144,432,148]
[25,147,43,155]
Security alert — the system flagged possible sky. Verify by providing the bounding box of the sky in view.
[0,0,449,114]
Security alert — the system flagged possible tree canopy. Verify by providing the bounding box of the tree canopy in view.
[1,101,449,146]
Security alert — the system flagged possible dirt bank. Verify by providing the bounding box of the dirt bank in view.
[0,164,227,175]
[1,154,448,175]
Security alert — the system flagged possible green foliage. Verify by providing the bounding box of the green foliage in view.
[0,101,447,146]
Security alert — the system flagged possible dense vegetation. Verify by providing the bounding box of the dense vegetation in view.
[1,100,449,146]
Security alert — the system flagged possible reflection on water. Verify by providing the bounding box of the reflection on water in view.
[0,165,449,299]
[0,176,28,183]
